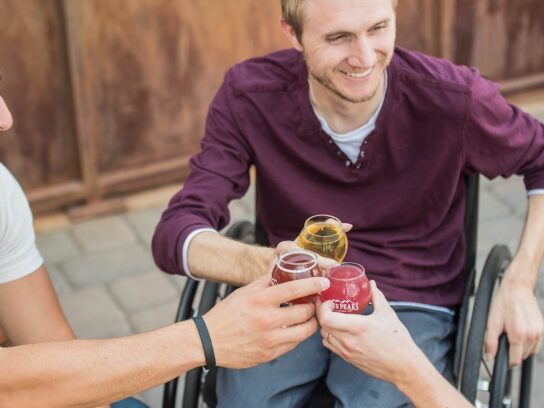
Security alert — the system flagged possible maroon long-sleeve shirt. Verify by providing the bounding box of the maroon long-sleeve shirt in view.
[152,47,544,307]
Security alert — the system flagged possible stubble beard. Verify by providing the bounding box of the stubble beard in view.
[311,71,382,104]
[306,53,392,104]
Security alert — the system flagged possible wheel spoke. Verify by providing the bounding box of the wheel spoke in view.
[482,357,492,377]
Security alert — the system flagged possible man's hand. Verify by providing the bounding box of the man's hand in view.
[317,280,422,385]
[485,261,543,367]
[204,275,329,369]
[318,281,473,407]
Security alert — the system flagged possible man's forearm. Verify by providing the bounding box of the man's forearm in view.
[0,322,204,408]
[188,231,276,285]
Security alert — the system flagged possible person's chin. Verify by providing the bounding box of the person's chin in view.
[335,87,376,104]
[334,78,380,102]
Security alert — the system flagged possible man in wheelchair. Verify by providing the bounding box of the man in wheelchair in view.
[152,0,544,406]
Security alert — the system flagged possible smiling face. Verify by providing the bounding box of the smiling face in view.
[282,0,396,106]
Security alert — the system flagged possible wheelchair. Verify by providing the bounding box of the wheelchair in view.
[162,175,535,408]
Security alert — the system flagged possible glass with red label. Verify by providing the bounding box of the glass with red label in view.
[271,248,320,304]
[320,263,371,314]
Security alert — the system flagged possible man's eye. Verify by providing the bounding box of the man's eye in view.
[328,34,347,42]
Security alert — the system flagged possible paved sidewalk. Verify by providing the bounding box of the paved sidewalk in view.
[34,100,544,407]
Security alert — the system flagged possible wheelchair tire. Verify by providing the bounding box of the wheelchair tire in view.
[182,281,221,408]
[199,281,222,315]
[182,366,203,408]
[489,334,511,408]
[519,356,534,408]
[162,279,199,408]
[164,222,258,408]
[460,245,511,403]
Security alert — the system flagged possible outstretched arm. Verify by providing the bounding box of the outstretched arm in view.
[187,231,276,285]
[0,275,328,407]
[187,224,351,286]
[317,281,472,408]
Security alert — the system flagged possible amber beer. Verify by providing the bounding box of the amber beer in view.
[271,249,319,304]
[296,215,348,262]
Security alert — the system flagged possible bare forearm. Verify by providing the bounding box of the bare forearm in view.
[396,350,472,408]
[0,322,204,407]
[188,231,275,285]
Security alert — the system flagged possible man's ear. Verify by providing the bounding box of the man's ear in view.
[280,17,303,52]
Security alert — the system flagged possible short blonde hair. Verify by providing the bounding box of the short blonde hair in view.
[281,0,305,41]
[281,0,398,42]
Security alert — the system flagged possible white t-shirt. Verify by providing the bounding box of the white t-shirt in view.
[0,163,43,283]
[313,71,388,164]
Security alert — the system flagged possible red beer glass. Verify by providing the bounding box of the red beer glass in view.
[320,263,371,314]
[271,248,319,304]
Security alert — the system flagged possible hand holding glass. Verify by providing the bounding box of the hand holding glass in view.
[271,248,320,304]
[296,214,348,262]
[320,263,371,314]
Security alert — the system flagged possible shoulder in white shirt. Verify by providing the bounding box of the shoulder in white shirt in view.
[0,163,43,283]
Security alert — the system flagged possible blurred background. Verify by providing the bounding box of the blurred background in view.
[0,0,543,215]
[1,1,543,407]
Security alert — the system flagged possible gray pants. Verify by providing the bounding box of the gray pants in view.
[216,306,456,408]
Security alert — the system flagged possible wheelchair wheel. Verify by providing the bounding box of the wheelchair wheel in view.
[460,245,512,406]
[489,334,511,408]
[162,279,199,408]
[519,356,534,408]
[182,281,221,408]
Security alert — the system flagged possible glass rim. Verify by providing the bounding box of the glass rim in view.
[302,214,343,238]
[326,262,366,281]
[304,214,342,227]
[276,248,317,273]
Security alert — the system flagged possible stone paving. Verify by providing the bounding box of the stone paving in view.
[34,101,544,407]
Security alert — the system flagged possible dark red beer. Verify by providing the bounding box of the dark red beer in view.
[271,249,319,304]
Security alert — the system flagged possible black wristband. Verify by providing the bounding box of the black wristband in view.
[192,316,216,370]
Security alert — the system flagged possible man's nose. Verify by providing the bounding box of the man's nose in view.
[0,96,13,131]
[347,37,375,68]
